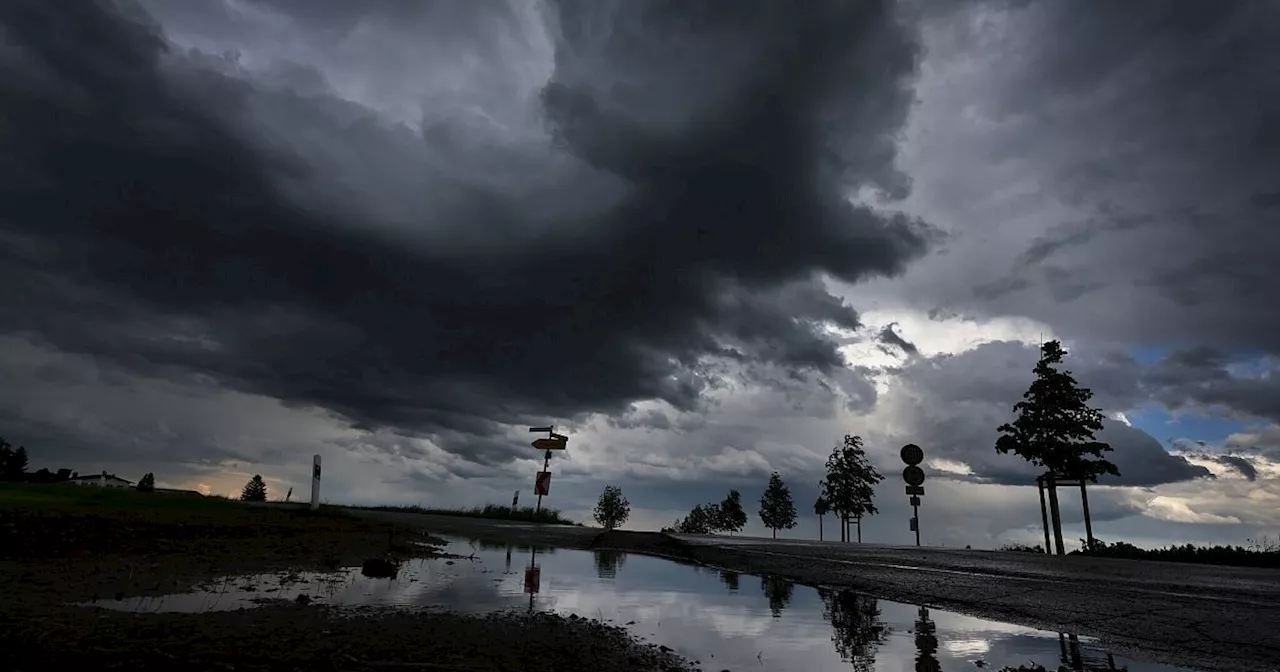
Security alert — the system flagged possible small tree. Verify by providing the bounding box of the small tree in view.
[759,472,797,538]
[240,475,268,502]
[820,435,883,542]
[137,472,156,493]
[593,484,631,530]
[996,340,1118,555]
[716,490,747,534]
[814,496,830,541]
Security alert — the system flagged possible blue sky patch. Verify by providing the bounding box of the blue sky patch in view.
[1124,403,1247,448]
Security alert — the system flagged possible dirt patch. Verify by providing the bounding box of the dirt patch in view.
[589,531,696,561]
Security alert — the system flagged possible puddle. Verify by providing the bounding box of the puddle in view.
[92,536,1190,671]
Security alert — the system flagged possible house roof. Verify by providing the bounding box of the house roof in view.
[70,474,133,484]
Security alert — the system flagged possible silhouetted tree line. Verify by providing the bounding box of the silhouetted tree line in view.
[1073,536,1280,568]
[663,489,748,534]
[0,437,75,483]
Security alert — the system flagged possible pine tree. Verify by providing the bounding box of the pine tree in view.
[716,490,747,534]
[240,474,268,502]
[137,472,156,492]
[820,435,883,541]
[758,472,797,538]
[995,341,1118,481]
[0,444,29,481]
[593,484,631,530]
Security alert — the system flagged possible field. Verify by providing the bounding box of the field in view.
[0,482,691,672]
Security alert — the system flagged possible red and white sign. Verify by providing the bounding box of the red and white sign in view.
[534,471,551,496]
[524,566,541,594]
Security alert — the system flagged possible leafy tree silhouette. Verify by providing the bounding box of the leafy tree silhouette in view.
[814,495,830,541]
[593,484,631,530]
[136,472,156,493]
[996,340,1118,553]
[716,490,747,534]
[240,474,268,502]
[821,435,883,542]
[758,472,797,538]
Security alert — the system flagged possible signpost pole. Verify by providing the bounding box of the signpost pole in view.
[913,502,920,546]
[535,449,551,514]
[310,454,321,511]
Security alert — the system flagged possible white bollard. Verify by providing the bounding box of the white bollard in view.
[310,454,321,510]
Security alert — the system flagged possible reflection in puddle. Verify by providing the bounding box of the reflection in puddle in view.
[88,537,1189,671]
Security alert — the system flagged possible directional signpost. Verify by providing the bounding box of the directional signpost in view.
[901,444,925,546]
[529,426,569,514]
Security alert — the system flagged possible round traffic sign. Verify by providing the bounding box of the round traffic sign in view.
[903,465,925,487]
[900,444,924,466]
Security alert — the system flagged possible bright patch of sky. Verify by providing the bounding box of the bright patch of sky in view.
[1124,404,1250,449]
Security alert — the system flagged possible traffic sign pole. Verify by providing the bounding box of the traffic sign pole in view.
[529,424,570,514]
[901,445,926,547]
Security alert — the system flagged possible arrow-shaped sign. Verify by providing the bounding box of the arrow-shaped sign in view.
[532,437,568,450]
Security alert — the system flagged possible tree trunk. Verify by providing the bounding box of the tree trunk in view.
[772,527,777,539]
[856,516,862,543]
[1046,473,1066,555]
[818,515,823,541]
[1037,476,1052,554]
[1080,480,1094,549]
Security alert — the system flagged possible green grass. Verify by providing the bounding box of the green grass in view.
[349,502,580,526]
[0,483,578,526]
[0,482,245,511]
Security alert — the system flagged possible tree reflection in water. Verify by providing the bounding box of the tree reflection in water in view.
[760,576,795,617]
[719,569,740,591]
[592,549,627,579]
[817,588,888,670]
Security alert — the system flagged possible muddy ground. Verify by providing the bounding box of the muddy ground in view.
[0,500,694,672]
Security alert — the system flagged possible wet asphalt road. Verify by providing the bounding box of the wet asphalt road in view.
[340,510,1280,672]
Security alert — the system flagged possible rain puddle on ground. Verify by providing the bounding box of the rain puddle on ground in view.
[97,535,1189,672]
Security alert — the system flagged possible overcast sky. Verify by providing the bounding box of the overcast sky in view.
[2,0,1277,550]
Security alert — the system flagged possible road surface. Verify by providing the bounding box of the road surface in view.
[341,510,1280,671]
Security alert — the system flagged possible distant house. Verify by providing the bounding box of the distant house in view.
[70,471,133,488]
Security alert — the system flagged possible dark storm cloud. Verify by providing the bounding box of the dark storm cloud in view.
[909,0,1280,354]
[0,1,931,464]
[876,323,918,356]
[1142,349,1280,425]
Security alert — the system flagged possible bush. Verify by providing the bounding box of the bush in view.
[136,472,155,493]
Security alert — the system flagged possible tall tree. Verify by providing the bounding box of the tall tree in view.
[240,474,268,502]
[820,435,883,542]
[758,472,797,538]
[814,495,830,541]
[136,472,156,493]
[593,484,631,530]
[996,340,1118,554]
[716,490,747,534]
[1,444,28,481]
